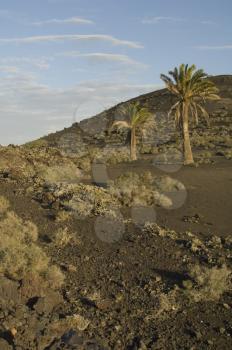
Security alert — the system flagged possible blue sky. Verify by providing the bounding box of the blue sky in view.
[0,0,231,145]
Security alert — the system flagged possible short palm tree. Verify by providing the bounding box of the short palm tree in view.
[161,64,220,164]
[112,102,152,160]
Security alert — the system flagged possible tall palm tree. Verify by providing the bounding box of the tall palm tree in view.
[161,64,220,164]
[112,102,152,160]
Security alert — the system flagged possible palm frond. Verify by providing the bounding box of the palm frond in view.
[161,64,220,127]
[160,74,179,95]
[195,104,210,126]
[189,102,199,125]
[111,120,130,130]
[168,101,182,128]
[113,102,152,131]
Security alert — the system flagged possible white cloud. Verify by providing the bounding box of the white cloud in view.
[0,34,143,49]
[200,20,215,25]
[0,65,20,74]
[194,45,232,50]
[142,16,214,25]
[32,16,94,25]
[142,16,185,24]
[0,57,52,70]
[0,70,158,145]
[58,52,148,68]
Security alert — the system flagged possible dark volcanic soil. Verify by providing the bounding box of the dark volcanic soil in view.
[0,159,232,349]
[108,158,232,236]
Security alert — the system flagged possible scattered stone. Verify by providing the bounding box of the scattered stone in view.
[0,277,20,306]
[62,330,84,346]
[95,299,112,310]
[182,214,202,224]
[0,338,12,350]
[34,291,63,315]
[207,339,214,345]
[220,327,226,334]
[70,314,90,331]
[67,264,78,273]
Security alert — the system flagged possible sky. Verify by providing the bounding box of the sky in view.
[0,0,231,145]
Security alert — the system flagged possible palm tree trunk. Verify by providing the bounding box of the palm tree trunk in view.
[130,127,137,161]
[182,102,194,165]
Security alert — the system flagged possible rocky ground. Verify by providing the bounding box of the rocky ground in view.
[0,142,231,350]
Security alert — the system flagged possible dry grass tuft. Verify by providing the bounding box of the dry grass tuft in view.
[0,197,64,288]
[109,171,180,208]
[53,227,81,247]
[38,164,80,184]
[0,196,10,215]
[185,264,231,302]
